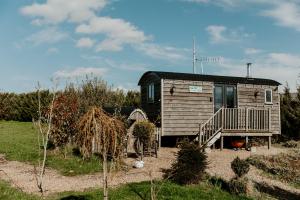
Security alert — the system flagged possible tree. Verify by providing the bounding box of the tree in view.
[281,84,300,140]
[76,107,126,200]
[33,84,56,196]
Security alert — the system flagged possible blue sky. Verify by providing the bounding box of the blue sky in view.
[0,0,300,92]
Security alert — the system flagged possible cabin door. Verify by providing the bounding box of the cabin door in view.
[214,84,237,112]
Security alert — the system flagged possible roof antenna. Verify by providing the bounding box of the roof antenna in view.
[193,37,196,74]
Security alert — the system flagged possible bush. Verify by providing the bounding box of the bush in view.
[283,140,298,148]
[50,93,79,147]
[163,141,208,185]
[228,177,248,195]
[231,157,250,178]
[132,121,155,153]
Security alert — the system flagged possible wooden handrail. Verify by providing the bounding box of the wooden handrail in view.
[198,107,271,148]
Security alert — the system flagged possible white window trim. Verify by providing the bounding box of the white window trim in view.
[147,83,154,103]
[265,89,273,104]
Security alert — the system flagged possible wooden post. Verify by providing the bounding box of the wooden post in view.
[245,108,248,132]
[220,136,224,151]
[268,136,271,149]
[245,136,248,149]
[268,108,271,132]
[199,123,202,148]
[158,128,162,149]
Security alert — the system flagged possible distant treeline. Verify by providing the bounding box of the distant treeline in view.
[0,77,140,122]
[280,87,300,140]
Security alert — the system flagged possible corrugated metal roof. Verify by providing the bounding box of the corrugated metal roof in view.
[138,71,281,86]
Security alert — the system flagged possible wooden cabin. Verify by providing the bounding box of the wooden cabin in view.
[138,71,281,149]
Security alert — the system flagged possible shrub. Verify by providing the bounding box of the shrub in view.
[231,157,250,178]
[132,121,155,153]
[50,93,79,147]
[228,177,248,195]
[283,140,298,148]
[163,141,208,185]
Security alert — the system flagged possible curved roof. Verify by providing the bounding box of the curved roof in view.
[138,71,281,86]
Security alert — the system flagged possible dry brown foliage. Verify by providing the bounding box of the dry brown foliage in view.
[75,106,126,160]
[75,106,126,200]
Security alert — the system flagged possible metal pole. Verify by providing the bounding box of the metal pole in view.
[193,37,196,74]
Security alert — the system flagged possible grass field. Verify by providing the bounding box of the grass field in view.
[0,121,101,176]
[0,179,251,200]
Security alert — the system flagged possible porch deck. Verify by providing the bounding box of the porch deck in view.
[198,107,273,149]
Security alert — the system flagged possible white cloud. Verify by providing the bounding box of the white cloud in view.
[182,0,240,8]
[244,48,262,55]
[134,43,189,61]
[206,25,227,44]
[211,52,300,91]
[76,17,149,52]
[206,25,253,44]
[47,47,59,54]
[76,37,95,48]
[26,27,68,45]
[261,2,300,32]
[21,0,189,61]
[20,0,107,25]
[184,0,300,32]
[54,67,108,79]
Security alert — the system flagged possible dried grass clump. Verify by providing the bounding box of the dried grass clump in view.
[247,153,300,186]
[75,107,126,160]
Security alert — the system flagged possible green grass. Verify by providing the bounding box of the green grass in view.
[0,179,251,200]
[0,121,101,176]
[0,180,39,200]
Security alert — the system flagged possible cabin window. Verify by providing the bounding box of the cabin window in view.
[265,89,272,104]
[147,83,155,103]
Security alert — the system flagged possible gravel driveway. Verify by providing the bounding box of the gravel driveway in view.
[1,146,299,196]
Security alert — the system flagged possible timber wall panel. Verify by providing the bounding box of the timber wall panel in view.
[237,84,280,134]
[162,79,214,136]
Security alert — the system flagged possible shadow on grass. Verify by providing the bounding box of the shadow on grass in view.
[254,181,300,200]
[60,195,92,200]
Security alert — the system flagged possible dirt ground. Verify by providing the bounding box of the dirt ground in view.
[1,146,300,196]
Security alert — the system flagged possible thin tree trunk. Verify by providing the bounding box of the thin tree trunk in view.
[103,155,108,200]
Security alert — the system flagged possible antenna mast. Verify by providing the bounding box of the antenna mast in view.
[193,37,196,74]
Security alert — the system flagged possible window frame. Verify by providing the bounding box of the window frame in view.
[147,83,155,103]
[265,89,273,104]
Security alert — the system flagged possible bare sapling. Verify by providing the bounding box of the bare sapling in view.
[33,83,56,196]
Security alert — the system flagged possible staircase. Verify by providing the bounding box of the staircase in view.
[198,107,223,148]
[197,107,271,149]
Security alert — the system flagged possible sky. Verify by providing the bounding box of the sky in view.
[0,0,300,93]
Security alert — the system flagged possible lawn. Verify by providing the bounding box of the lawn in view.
[0,121,101,176]
[0,179,251,200]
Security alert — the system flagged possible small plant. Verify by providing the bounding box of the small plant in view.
[283,140,298,148]
[163,141,208,185]
[231,157,250,178]
[133,121,155,154]
[228,177,248,195]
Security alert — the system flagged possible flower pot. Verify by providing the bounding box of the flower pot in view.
[231,140,245,148]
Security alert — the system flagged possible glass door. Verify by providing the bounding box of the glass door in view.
[214,84,237,112]
[214,85,224,112]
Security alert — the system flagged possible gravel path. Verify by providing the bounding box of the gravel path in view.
[0,148,177,195]
[1,146,299,196]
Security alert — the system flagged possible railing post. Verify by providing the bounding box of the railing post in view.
[199,123,203,147]
[268,108,271,132]
[245,108,248,132]
[221,108,224,130]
